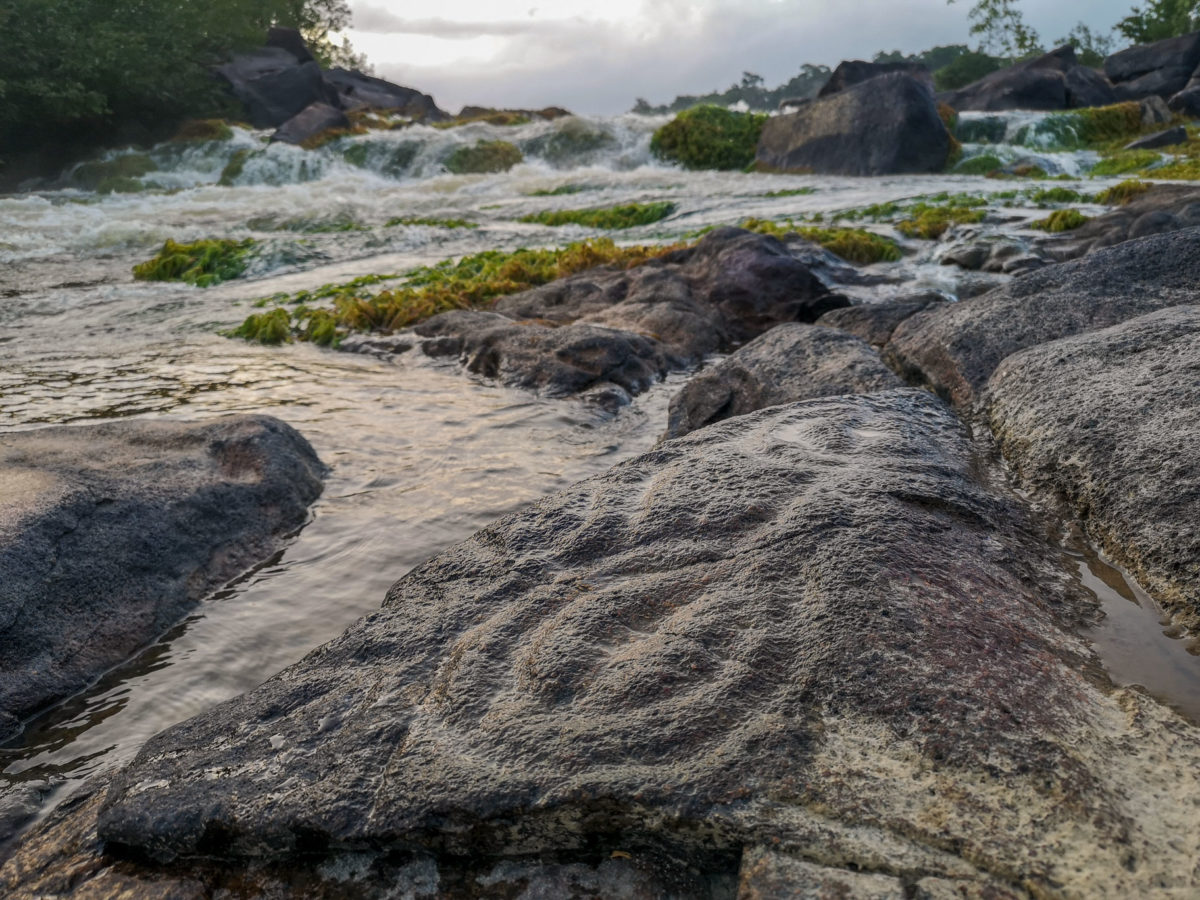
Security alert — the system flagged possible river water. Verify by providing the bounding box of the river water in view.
[1,111,1195,832]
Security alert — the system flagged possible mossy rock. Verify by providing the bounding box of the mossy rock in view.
[1030,186,1088,205]
[231,308,293,344]
[955,117,1008,144]
[519,202,676,229]
[71,154,156,190]
[650,106,767,171]
[172,120,234,142]
[132,238,256,287]
[445,140,523,174]
[1031,209,1089,232]
[896,202,986,239]
[522,118,617,166]
[219,149,253,186]
[1095,180,1152,205]
[954,154,1002,176]
[1091,150,1160,177]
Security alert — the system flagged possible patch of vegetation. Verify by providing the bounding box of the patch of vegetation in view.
[896,200,987,239]
[1091,150,1161,176]
[133,238,256,287]
[1069,102,1144,146]
[528,184,589,197]
[233,238,685,345]
[232,308,293,344]
[445,140,523,174]
[1030,186,1089,205]
[70,153,156,190]
[523,119,617,166]
[732,218,902,264]
[760,187,816,198]
[519,202,676,229]
[219,148,252,186]
[650,106,767,171]
[1095,179,1153,204]
[385,216,478,229]
[933,49,1005,91]
[1149,157,1200,179]
[954,154,1003,175]
[1031,209,1089,232]
[988,163,1050,180]
[299,125,368,151]
[172,119,234,142]
[434,111,531,128]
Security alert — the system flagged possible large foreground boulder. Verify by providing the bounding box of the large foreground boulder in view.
[662,324,901,439]
[6,390,1200,897]
[938,45,1116,111]
[1105,30,1200,100]
[344,228,846,398]
[755,73,951,175]
[987,305,1200,629]
[0,416,324,741]
[886,227,1200,409]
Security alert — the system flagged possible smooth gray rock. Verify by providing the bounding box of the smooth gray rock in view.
[816,294,946,346]
[662,324,901,439]
[1040,183,1200,262]
[1124,124,1188,150]
[756,73,950,176]
[0,416,324,740]
[886,227,1200,409]
[63,389,1200,899]
[987,304,1200,629]
[270,102,349,145]
[1105,31,1200,89]
[344,228,846,398]
[1140,93,1173,125]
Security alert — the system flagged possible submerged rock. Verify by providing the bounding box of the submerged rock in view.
[662,324,901,439]
[886,227,1200,409]
[4,390,1196,897]
[755,73,950,176]
[344,228,846,398]
[0,416,324,741]
[987,304,1200,629]
[270,102,349,145]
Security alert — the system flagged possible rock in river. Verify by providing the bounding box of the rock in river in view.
[662,323,901,439]
[0,415,324,741]
[987,304,1200,630]
[5,390,1199,897]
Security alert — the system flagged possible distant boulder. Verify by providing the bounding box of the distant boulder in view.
[215,49,339,128]
[756,72,950,176]
[938,45,1115,111]
[818,60,932,97]
[270,102,349,145]
[1105,31,1200,100]
[324,68,449,121]
[265,26,314,64]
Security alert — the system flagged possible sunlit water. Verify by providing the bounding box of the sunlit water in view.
[1,110,1195,842]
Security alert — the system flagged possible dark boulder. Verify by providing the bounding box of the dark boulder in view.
[1113,64,1196,100]
[987,304,1200,629]
[0,416,324,741]
[815,293,947,346]
[938,45,1116,111]
[886,227,1200,409]
[1169,62,1200,114]
[345,229,846,397]
[323,68,449,121]
[1125,124,1188,150]
[662,324,901,439]
[817,59,932,97]
[1040,183,1200,262]
[265,26,314,64]
[270,102,349,145]
[1105,31,1200,87]
[214,50,340,129]
[756,73,950,175]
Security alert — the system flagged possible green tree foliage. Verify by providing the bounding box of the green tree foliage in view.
[933,51,1006,89]
[0,0,357,160]
[947,0,1043,60]
[632,64,832,114]
[1056,22,1116,66]
[1117,0,1200,43]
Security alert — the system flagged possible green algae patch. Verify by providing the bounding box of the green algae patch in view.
[300,126,369,151]
[1030,186,1089,205]
[172,120,234,142]
[385,216,478,229]
[519,202,676,229]
[231,308,292,344]
[71,154,156,190]
[733,218,902,265]
[219,149,252,186]
[761,188,817,198]
[527,184,589,197]
[233,238,686,346]
[1095,180,1153,204]
[650,105,767,171]
[133,238,256,287]
[954,154,1003,176]
[445,140,523,174]
[1091,150,1161,176]
[896,201,987,239]
[1031,209,1089,232]
[1150,158,1200,180]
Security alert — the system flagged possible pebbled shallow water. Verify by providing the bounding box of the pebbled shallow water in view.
[1,111,1196,838]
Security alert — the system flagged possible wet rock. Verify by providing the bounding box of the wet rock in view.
[214,49,339,129]
[1124,124,1188,150]
[1141,93,1174,125]
[0,416,324,741]
[270,102,349,145]
[457,105,572,122]
[347,229,845,398]
[816,294,946,347]
[1041,183,1200,261]
[987,304,1200,629]
[886,227,1200,409]
[323,68,449,121]
[938,45,1114,111]
[940,237,1042,274]
[0,782,46,847]
[817,60,932,97]
[662,324,901,439]
[1106,31,1200,100]
[756,73,950,176]
[9,389,1183,898]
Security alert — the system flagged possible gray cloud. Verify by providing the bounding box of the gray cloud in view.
[352,0,1136,115]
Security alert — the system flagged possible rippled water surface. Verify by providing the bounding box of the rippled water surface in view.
[1,110,1195,834]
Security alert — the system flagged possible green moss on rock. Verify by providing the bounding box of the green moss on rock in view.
[1091,150,1161,176]
[954,154,1003,175]
[218,149,252,186]
[736,218,902,265]
[519,201,676,229]
[445,140,523,174]
[1031,209,1089,232]
[650,105,767,171]
[172,119,234,142]
[385,217,478,229]
[1095,179,1152,204]
[132,238,255,287]
[896,201,987,239]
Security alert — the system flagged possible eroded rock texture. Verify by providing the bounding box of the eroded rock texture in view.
[987,304,1200,629]
[0,416,324,740]
[886,227,1200,409]
[662,324,901,439]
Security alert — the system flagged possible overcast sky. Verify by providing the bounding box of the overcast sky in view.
[345,0,1135,114]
